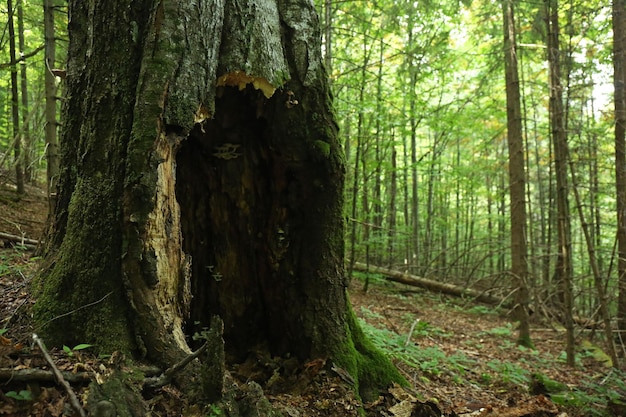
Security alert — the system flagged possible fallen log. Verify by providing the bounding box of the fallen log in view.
[352,262,512,308]
[0,231,39,250]
[0,368,91,384]
[0,365,161,385]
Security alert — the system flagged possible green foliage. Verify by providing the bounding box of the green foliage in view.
[5,390,33,401]
[480,323,514,338]
[547,370,626,417]
[358,318,473,381]
[206,404,223,417]
[0,250,30,277]
[62,343,93,357]
[485,360,529,387]
[352,271,385,285]
[530,372,568,393]
[466,305,497,315]
[557,350,583,367]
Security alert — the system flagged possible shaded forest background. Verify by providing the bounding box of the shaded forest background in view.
[1,0,625,368]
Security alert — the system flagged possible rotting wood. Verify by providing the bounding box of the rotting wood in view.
[353,262,513,308]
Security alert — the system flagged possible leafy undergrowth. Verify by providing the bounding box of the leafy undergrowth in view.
[350,271,626,416]
[2,252,625,416]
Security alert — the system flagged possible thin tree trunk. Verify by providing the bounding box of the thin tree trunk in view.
[346,32,370,279]
[546,0,575,366]
[17,0,31,183]
[7,0,24,194]
[567,151,619,367]
[502,0,531,347]
[387,145,397,268]
[402,99,411,270]
[454,137,460,277]
[487,175,494,276]
[498,144,507,273]
[424,138,436,273]
[323,0,332,75]
[614,0,626,338]
[44,0,59,213]
[372,37,384,267]
[407,17,420,275]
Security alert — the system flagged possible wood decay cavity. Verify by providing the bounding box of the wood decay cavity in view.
[144,71,285,352]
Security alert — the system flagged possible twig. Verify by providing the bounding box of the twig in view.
[405,318,420,347]
[144,342,208,389]
[32,334,87,417]
[34,291,113,331]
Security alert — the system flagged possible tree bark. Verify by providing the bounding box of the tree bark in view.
[546,0,575,366]
[17,0,32,183]
[7,0,24,194]
[33,0,402,406]
[502,0,532,347]
[43,0,59,214]
[614,0,626,339]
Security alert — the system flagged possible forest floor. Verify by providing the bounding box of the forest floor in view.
[1,183,625,417]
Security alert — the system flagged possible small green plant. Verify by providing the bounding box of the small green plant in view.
[352,270,385,285]
[0,328,8,336]
[530,372,568,393]
[467,305,496,315]
[557,350,583,367]
[62,343,93,356]
[480,373,492,384]
[5,390,33,401]
[485,360,529,387]
[358,318,474,381]
[408,319,450,339]
[481,323,514,337]
[359,306,384,321]
[206,403,223,417]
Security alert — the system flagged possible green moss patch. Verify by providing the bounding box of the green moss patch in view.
[333,300,407,401]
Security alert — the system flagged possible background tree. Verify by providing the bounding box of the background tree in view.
[546,0,575,366]
[7,0,24,194]
[43,0,59,211]
[502,0,532,347]
[17,0,31,182]
[615,0,626,341]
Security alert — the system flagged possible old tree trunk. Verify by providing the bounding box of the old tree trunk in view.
[32,0,402,412]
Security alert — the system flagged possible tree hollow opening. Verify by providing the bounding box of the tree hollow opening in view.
[176,86,305,363]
